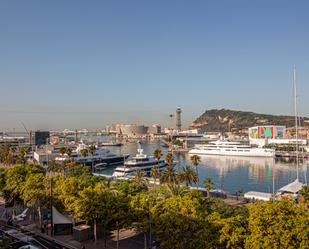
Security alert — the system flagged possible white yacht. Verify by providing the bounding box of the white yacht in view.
[55,143,129,166]
[113,145,167,177]
[189,139,275,157]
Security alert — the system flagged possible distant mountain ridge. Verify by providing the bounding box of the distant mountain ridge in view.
[191,109,309,132]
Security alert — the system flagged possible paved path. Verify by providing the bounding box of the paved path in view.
[23,224,146,249]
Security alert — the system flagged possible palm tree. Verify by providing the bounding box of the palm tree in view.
[47,160,59,173]
[154,149,162,162]
[181,165,198,187]
[190,155,201,190]
[204,177,213,198]
[163,184,190,197]
[80,148,88,166]
[59,147,67,157]
[88,145,96,172]
[160,165,179,184]
[151,166,160,186]
[133,169,147,186]
[66,147,72,160]
[18,147,30,164]
[165,153,174,167]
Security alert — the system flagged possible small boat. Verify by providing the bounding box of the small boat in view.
[101,141,123,147]
[94,162,107,170]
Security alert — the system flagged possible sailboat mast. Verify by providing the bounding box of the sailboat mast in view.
[293,66,299,179]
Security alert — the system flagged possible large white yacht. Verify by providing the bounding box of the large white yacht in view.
[189,139,275,157]
[55,143,129,166]
[113,145,167,177]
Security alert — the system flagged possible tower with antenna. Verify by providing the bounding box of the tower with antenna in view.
[176,106,182,131]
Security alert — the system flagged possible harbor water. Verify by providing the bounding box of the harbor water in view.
[96,140,308,194]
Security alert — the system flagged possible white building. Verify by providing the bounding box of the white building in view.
[249,125,307,147]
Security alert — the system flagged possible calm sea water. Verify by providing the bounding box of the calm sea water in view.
[5,132,307,193]
[95,139,308,194]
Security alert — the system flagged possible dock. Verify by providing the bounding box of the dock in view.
[275,151,309,158]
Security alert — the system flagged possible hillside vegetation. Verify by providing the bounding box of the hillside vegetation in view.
[191,109,309,132]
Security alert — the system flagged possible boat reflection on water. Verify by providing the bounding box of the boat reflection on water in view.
[92,139,308,193]
[174,154,308,193]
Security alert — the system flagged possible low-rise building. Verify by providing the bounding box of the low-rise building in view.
[249,125,307,146]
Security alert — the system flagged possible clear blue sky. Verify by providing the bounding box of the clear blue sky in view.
[0,0,308,131]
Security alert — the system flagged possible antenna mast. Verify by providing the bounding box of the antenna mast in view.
[293,66,299,180]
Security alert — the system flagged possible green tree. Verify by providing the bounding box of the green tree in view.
[133,169,148,187]
[18,146,30,164]
[165,153,174,167]
[160,165,179,184]
[47,160,62,173]
[64,163,92,178]
[153,149,162,162]
[245,198,309,249]
[181,165,198,187]
[150,166,160,186]
[0,168,6,194]
[66,147,72,159]
[299,185,309,208]
[204,177,213,198]
[74,183,119,247]
[4,164,44,202]
[21,173,48,227]
[53,175,94,215]
[162,183,190,198]
[191,155,201,190]
[0,236,12,249]
[88,145,96,172]
[73,184,104,243]
[152,195,214,249]
[209,212,247,249]
[111,179,147,196]
[130,193,154,249]
[80,148,88,166]
[59,147,67,157]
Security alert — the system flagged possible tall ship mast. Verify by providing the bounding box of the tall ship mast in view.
[293,66,299,179]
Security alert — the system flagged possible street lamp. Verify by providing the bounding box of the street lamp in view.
[146,198,152,249]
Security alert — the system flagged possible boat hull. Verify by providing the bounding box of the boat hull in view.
[188,149,275,157]
[75,155,130,166]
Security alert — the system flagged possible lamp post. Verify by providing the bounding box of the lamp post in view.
[148,199,152,249]
[50,174,54,237]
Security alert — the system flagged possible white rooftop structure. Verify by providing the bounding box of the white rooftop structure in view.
[52,206,72,224]
[277,179,305,195]
[244,191,273,201]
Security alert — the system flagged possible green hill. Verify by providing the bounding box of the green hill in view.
[191,109,309,132]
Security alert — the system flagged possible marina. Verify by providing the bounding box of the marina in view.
[1,2,309,248]
[94,139,308,194]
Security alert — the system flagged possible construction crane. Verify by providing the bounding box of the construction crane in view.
[20,122,32,146]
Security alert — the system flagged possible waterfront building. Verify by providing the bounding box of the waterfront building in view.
[34,148,59,166]
[34,131,50,146]
[112,124,149,138]
[148,124,162,135]
[248,125,307,146]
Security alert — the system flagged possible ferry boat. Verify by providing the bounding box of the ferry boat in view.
[112,144,167,177]
[55,143,129,166]
[188,139,275,157]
